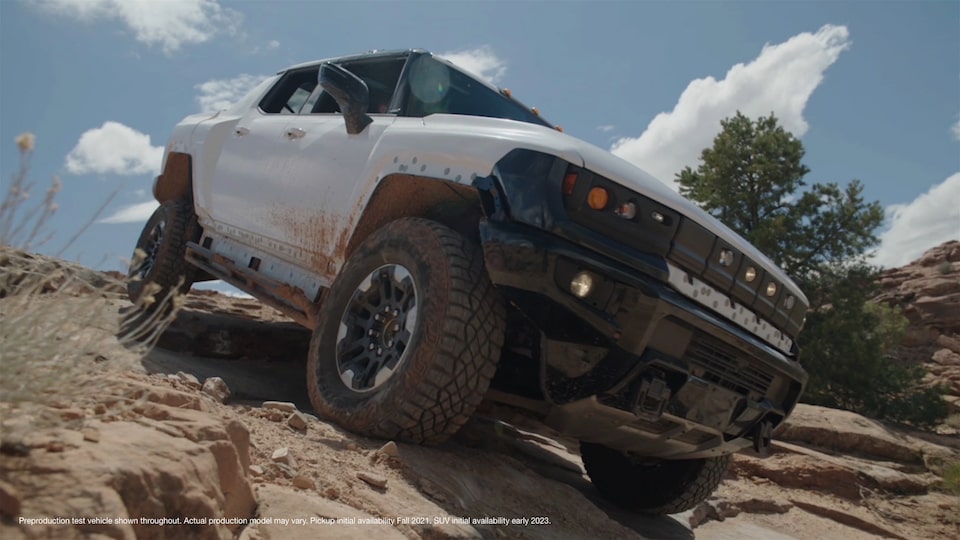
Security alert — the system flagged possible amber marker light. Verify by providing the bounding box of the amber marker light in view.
[587,187,609,210]
[562,172,578,196]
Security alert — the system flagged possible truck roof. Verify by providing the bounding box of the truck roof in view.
[279,49,423,74]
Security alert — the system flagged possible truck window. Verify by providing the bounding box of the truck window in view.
[259,68,319,114]
[310,57,406,114]
[404,56,550,127]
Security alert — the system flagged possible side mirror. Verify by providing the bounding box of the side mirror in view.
[319,63,373,135]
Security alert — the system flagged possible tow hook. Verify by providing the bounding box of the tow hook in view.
[751,420,773,457]
[633,375,671,421]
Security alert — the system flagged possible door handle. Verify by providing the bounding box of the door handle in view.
[235,126,250,136]
[285,127,306,140]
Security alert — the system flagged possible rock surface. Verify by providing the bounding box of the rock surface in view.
[2,246,959,540]
[875,240,960,417]
[0,376,256,540]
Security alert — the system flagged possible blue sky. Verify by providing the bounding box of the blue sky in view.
[1,0,957,278]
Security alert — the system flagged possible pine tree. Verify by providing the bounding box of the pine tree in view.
[677,112,947,426]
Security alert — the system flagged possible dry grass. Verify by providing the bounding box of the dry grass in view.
[0,134,181,423]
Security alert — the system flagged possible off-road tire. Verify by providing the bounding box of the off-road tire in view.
[307,218,505,444]
[580,442,731,514]
[127,199,198,305]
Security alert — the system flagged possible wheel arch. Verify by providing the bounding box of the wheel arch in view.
[153,152,193,203]
[343,173,485,260]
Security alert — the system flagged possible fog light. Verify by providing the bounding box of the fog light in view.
[614,201,637,220]
[784,295,796,309]
[766,282,778,297]
[651,211,665,223]
[570,271,595,298]
[744,266,757,282]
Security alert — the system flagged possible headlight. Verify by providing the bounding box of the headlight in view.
[719,249,734,267]
[614,201,637,220]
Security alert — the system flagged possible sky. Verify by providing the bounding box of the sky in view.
[1,0,958,283]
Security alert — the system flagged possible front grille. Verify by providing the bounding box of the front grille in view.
[685,333,774,397]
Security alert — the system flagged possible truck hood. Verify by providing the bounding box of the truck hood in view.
[417,116,806,306]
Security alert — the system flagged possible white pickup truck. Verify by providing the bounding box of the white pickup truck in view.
[129,49,809,514]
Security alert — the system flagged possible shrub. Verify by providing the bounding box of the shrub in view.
[0,134,179,420]
[943,462,960,496]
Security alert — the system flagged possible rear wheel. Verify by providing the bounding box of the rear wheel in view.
[126,199,197,306]
[580,442,731,514]
[307,218,505,444]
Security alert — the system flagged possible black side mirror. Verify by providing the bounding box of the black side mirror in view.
[319,63,373,135]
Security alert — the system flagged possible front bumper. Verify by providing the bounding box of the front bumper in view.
[480,219,807,459]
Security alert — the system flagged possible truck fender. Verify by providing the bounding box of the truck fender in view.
[152,152,193,203]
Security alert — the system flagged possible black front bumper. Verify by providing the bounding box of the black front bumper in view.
[480,219,807,459]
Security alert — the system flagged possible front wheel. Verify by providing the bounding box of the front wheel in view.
[580,442,731,514]
[307,218,505,444]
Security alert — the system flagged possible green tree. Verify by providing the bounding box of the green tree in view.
[677,112,947,426]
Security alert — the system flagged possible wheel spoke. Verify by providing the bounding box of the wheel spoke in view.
[339,350,374,389]
[355,290,382,316]
[372,364,394,387]
[380,268,394,300]
[393,328,412,350]
[134,221,165,278]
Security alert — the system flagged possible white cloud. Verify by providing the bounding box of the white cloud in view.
[439,46,507,85]
[195,74,267,112]
[596,125,616,132]
[250,39,279,54]
[872,173,960,268]
[99,200,159,224]
[611,25,851,189]
[34,0,242,53]
[952,117,960,141]
[65,121,163,176]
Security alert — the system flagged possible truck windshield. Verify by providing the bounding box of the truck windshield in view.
[404,56,551,128]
